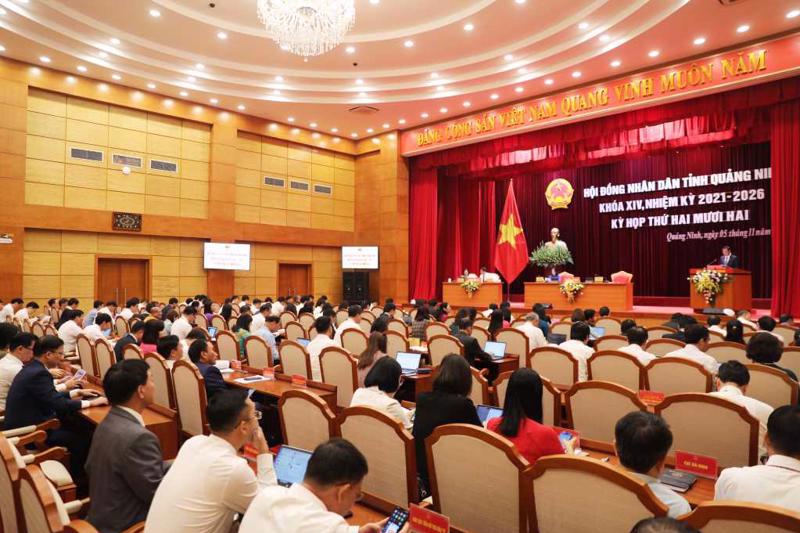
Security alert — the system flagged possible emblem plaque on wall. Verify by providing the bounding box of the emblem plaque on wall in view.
[112,212,143,232]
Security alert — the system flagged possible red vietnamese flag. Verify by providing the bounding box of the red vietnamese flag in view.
[494,181,529,283]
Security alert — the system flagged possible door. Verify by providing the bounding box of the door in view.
[97,258,149,303]
[278,263,311,297]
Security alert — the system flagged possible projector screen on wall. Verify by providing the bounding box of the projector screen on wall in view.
[342,246,379,270]
[203,243,251,270]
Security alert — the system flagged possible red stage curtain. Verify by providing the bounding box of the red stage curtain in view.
[409,165,438,299]
[770,100,800,316]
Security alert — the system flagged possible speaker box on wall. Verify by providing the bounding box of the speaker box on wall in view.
[343,271,370,305]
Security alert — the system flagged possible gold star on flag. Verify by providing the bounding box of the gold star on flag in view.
[497,213,523,249]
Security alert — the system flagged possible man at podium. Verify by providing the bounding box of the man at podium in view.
[718,245,739,268]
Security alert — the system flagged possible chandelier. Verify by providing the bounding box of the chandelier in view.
[257,0,356,58]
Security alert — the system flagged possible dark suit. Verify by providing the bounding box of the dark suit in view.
[86,407,167,533]
[196,362,226,399]
[719,254,739,268]
[453,331,498,381]
[663,331,687,343]
[114,334,139,363]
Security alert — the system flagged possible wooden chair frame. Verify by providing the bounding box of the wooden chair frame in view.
[494,328,530,360]
[387,319,409,337]
[470,367,493,405]
[427,335,464,367]
[341,328,369,355]
[683,501,800,531]
[171,360,209,438]
[645,357,713,393]
[744,363,799,407]
[319,347,359,408]
[94,338,116,379]
[17,464,65,533]
[215,330,241,362]
[244,336,273,369]
[284,321,308,342]
[587,350,647,390]
[278,340,313,379]
[593,335,629,352]
[384,331,409,358]
[705,341,750,364]
[645,326,678,339]
[122,343,143,360]
[278,389,338,448]
[144,352,176,409]
[643,338,685,356]
[526,346,579,390]
[75,334,97,377]
[425,322,450,340]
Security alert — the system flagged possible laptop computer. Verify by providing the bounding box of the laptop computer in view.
[274,445,313,487]
[477,404,504,425]
[296,338,311,348]
[589,326,606,340]
[484,341,506,360]
[396,352,422,376]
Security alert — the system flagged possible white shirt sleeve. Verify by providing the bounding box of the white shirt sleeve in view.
[220,454,276,514]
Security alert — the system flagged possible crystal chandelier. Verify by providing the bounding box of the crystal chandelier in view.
[257,0,356,58]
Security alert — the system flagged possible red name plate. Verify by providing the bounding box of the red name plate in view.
[638,390,666,405]
[291,374,308,387]
[242,443,257,460]
[409,504,450,533]
[675,451,719,479]
[262,367,274,378]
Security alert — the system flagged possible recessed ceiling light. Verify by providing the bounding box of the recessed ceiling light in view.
[398,118,406,124]
[66,76,76,84]
[372,138,380,144]
[403,40,414,48]
[77,65,87,72]
[98,83,109,92]
[578,22,590,30]
[462,101,471,108]
[149,8,161,17]
[111,73,121,80]
[366,128,374,133]
[351,132,358,138]
[463,23,474,31]
[369,0,379,4]
[382,123,390,128]
[736,24,750,33]
[355,78,363,85]
[331,127,339,132]
[599,34,610,43]
[274,75,283,82]
[210,97,218,104]
[310,122,318,128]
[648,50,660,57]
[610,60,621,67]
[97,51,109,59]
[515,0,526,3]
[195,63,205,70]
[311,132,320,139]
[217,31,228,40]
[164,98,174,106]
[421,112,429,118]
[272,89,281,95]
[490,93,499,100]
[237,104,245,111]
[693,36,706,45]
[436,85,445,91]
[358,91,367,97]
[572,71,582,78]
[30,67,40,75]
[430,72,439,78]
[187,76,196,82]
[280,44,290,51]
[287,116,295,122]
[291,128,299,134]
[345,45,356,54]
[504,54,514,61]
[39,56,51,63]
[147,82,156,89]
[332,137,340,143]
[439,107,448,113]
[179,90,188,97]
[517,67,527,74]
[787,9,800,18]
[0,8,6,15]
[110,37,120,45]
[544,78,554,85]
[515,86,524,93]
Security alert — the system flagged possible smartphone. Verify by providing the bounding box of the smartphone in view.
[73,368,87,381]
[382,507,409,533]
[243,375,263,382]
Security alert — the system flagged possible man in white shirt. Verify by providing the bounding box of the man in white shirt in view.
[707,316,726,336]
[307,317,337,381]
[250,303,271,333]
[57,309,85,354]
[479,267,501,283]
[254,316,281,364]
[119,298,140,321]
[0,298,23,323]
[170,307,196,341]
[240,438,401,533]
[145,389,275,533]
[757,316,786,345]
[82,313,113,342]
[272,297,285,317]
[664,324,719,375]
[98,301,118,318]
[333,305,363,346]
[250,298,262,316]
[13,301,39,322]
[514,313,547,350]
[615,412,691,518]
[559,322,595,382]
[618,327,657,366]
[715,405,800,513]
[709,361,773,458]
[736,309,758,330]
[0,333,37,409]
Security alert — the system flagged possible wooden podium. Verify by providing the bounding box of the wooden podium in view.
[442,282,503,307]
[689,267,752,311]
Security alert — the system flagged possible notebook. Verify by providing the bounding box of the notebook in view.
[296,338,311,348]
[484,341,506,360]
[274,445,313,487]
[477,404,504,425]
[396,352,422,376]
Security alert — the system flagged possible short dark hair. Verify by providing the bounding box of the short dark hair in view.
[304,438,368,487]
[314,316,332,334]
[265,316,280,324]
[599,306,610,317]
[33,335,64,357]
[615,412,673,474]
[767,405,800,457]
[370,316,389,334]
[757,316,777,332]
[125,298,140,308]
[747,332,783,364]
[620,319,637,333]
[94,313,112,327]
[684,324,709,344]
[625,327,648,346]
[0,323,18,349]
[707,316,721,326]
[363,357,402,393]
[130,321,146,334]
[10,332,37,352]
[157,335,180,359]
[188,339,209,364]
[26,301,40,309]
[348,305,362,318]
[722,245,731,251]
[717,360,750,386]
[779,314,793,324]
[433,354,472,397]
[182,306,197,316]
[570,321,590,342]
[67,298,80,306]
[103,359,150,405]
[584,309,596,321]
[630,517,700,533]
[457,317,473,331]
[207,389,249,433]
[93,299,103,309]
[10,298,23,305]
[187,327,207,341]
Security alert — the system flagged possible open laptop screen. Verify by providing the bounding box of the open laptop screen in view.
[274,445,312,487]
[477,404,504,425]
[296,338,311,348]
[396,352,422,374]
[484,341,506,360]
[589,326,606,339]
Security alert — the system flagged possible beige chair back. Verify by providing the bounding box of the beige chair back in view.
[279,311,297,328]
[341,328,368,355]
[194,313,208,331]
[123,343,143,360]
[656,393,759,468]
[370,306,384,318]
[644,338,685,356]
[779,346,800,380]
[144,353,174,409]
[745,364,799,408]
[708,330,725,342]
[210,314,227,331]
[335,309,349,327]
[0,434,21,533]
[360,312,374,325]
[114,316,129,336]
[551,321,572,338]
[528,456,667,533]
[493,371,512,407]
[18,465,69,533]
[94,338,116,379]
[470,325,490,348]
[492,371,560,426]
[31,322,45,337]
[320,347,358,408]
[588,350,645,391]
[244,336,272,369]
[741,322,756,332]
[278,389,336,451]
[684,501,800,533]
[358,319,372,335]
[75,334,96,376]
[595,318,622,336]
[706,342,749,364]
[298,313,315,331]
[385,331,409,358]
[425,322,450,339]
[215,330,240,362]
[495,328,529,360]
[428,335,464,367]
[387,319,408,337]
[473,316,490,329]
[285,321,307,342]
[227,317,237,330]
[44,325,57,337]
[646,358,713,394]
[566,381,646,451]
[392,309,405,321]
[772,325,797,346]
[278,341,312,378]
[646,326,678,339]
[593,335,628,352]
[427,424,528,533]
[338,407,417,509]
[444,316,456,329]
[469,367,492,406]
[172,360,209,437]
[527,347,579,389]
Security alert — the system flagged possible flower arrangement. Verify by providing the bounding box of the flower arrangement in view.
[560,279,585,303]
[688,269,730,305]
[460,279,482,297]
[529,242,574,268]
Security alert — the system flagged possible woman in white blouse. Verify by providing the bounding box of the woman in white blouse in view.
[350,357,412,430]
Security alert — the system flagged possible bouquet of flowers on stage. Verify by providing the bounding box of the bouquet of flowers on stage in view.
[529,242,574,276]
[689,269,730,305]
[560,279,585,303]
[460,279,482,297]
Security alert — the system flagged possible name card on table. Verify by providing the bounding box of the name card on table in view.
[675,451,719,479]
[262,367,275,380]
[291,374,308,387]
[409,504,450,533]
[638,390,665,406]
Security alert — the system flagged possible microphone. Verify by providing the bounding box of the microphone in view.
[708,257,718,266]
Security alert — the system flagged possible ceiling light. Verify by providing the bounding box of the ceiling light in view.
[430,72,439,78]
[287,116,295,122]
[736,24,750,33]
[439,107,447,113]
[280,43,290,51]
[331,127,338,132]
[66,76,76,84]
[77,65,87,72]
[355,78,363,85]
[110,37,121,45]
[147,82,156,89]
[436,85,445,91]
[517,67,527,74]
[462,101,471,108]
[196,63,205,70]
[372,138,380,144]
[648,50,660,57]
[571,71,581,78]
[310,122,318,128]
[217,31,228,40]
[515,0,526,3]
[544,78,554,85]
[258,0,355,57]
[351,132,358,138]
[504,54,514,61]
[358,91,367,97]
[370,0,380,4]
[179,90,188,97]
[787,9,800,18]
[149,8,161,17]
[693,36,706,45]
[578,22,589,30]
[382,123,390,128]
[269,123,279,130]
[98,83,109,92]
[210,97,218,104]
[30,67,40,75]
[463,23,474,31]
[345,45,356,54]
[237,104,246,111]
[312,132,320,139]
[272,89,281,95]
[490,93,499,100]
[421,112,429,118]
[291,128,299,134]
[0,8,6,15]
[187,76,196,82]
[112,73,121,80]
[366,128,374,133]
[97,51,109,59]
[515,86,524,93]
[39,56,51,63]
[274,75,283,82]
[333,137,340,143]
[610,60,621,67]
[403,40,414,48]
[398,119,406,124]
[599,34,610,43]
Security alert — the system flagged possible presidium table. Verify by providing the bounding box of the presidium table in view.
[523,281,634,311]
[442,281,503,307]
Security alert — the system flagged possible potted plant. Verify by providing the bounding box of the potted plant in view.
[529,242,574,278]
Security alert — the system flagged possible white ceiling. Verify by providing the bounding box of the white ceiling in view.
[0,0,799,138]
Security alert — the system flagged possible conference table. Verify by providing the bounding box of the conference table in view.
[223,367,338,408]
[442,281,503,307]
[523,281,633,311]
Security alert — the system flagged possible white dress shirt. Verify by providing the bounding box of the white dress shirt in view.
[514,321,547,349]
[559,339,595,381]
[271,302,284,316]
[739,318,758,329]
[480,272,501,283]
[14,308,29,322]
[306,334,336,381]
[240,482,358,533]
[0,353,23,410]
[119,308,134,321]
[709,384,773,457]
[250,313,266,333]
[481,308,494,318]
[82,323,105,342]
[709,325,726,336]
[715,455,800,512]
[0,303,14,323]
[58,320,83,354]
[350,386,413,430]
[633,473,691,518]
[171,317,193,340]
[664,344,720,374]
[618,344,657,366]
[145,434,275,533]
[333,318,360,346]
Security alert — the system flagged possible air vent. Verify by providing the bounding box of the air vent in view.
[70,147,103,162]
[289,180,309,192]
[348,105,379,115]
[112,154,143,168]
[313,184,332,196]
[264,176,285,188]
[150,159,178,173]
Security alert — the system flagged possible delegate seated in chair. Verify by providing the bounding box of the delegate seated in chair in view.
[188,339,226,400]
